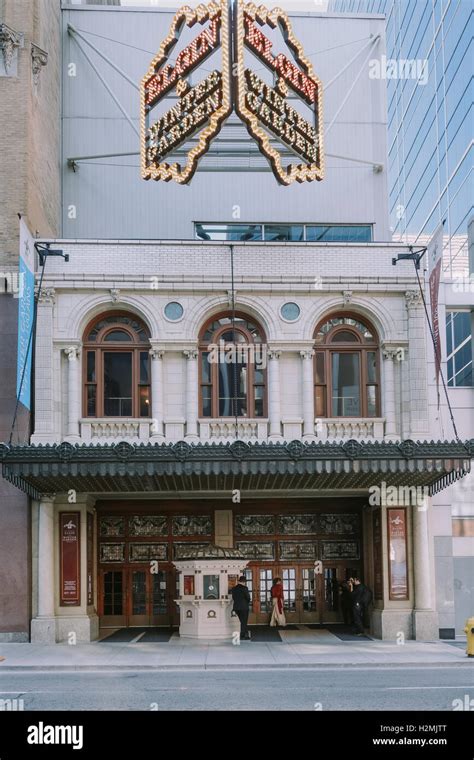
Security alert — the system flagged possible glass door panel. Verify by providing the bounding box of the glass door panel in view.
[100,569,126,627]
[129,569,148,626]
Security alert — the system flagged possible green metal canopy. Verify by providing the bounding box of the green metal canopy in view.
[1,439,472,500]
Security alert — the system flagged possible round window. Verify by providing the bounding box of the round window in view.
[164,302,184,321]
[280,302,301,322]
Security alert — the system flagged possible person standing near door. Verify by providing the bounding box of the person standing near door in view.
[230,575,251,641]
[269,577,286,628]
[350,577,371,636]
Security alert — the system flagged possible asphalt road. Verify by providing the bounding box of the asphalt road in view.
[1,666,473,711]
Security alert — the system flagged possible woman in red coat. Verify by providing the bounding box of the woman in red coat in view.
[269,577,286,628]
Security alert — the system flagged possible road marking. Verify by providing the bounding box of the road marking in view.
[388,686,474,690]
[130,632,146,644]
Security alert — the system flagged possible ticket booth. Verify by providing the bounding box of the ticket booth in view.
[173,544,248,639]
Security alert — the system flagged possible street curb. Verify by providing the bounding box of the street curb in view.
[0,661,471,672]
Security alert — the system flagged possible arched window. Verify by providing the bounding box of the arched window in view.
[313,314,380,418]
[199,313,267,418]
[83,313,151,418]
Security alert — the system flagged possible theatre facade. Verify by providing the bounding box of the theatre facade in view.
[2,237,471,642]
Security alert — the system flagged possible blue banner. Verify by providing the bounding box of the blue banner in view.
[16,219,35,411]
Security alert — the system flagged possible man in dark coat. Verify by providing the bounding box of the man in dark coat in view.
[350,577,372,635]
[230,576,251,641]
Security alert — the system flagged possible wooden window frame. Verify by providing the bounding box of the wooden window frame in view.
[198,312,268,419]
[82,313,151,419]
[313,315,380,419]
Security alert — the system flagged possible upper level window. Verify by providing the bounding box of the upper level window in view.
[446,311,473,386]
[83,313,151,418]
[314,314,379,418]
[199,313,267,418]
[195,223,372,242]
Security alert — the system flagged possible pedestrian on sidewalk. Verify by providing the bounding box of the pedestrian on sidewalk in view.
[230,575,251,641]
[269,577,286,628]
[339,580,353,626]
[349,577,372,636]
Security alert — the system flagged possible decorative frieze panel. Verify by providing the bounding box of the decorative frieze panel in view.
[235,514,275,535]
[279,542,318,560]
[172,515,212,536]
[173,543,209,560]
[100,543,125,563]
[321,541,359,560]
[99,517,125,537]
[319,514,360,535]
[129,515,168,536]
[236,542,274,560]
[129,543,168,562]
[278,514,318,534]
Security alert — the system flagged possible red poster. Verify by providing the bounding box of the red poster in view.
[387,508,408,601]
[373,509,383,600]
[87,512,94,606]
[60,512,81,606]
[183,575,195,595]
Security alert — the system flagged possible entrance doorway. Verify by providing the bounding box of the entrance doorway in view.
[99,566,180,627]
[244,562,360,625]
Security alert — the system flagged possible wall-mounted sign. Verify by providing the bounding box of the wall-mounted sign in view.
[140,0,324,185]
[60,512,81,606]
[372,508,383,600]
[87,512,94,606]
[387,507,409,601]
[140,1,231,184]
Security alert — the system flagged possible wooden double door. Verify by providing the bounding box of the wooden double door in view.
[99,565,179,627]
[244,562,360,625]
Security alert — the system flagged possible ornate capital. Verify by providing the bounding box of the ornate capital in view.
[300,349,315,360]
[64,345,80,361]
[0,24,21,75]
[183,349,198,360]
[342,290,353,306]
[405,289,422,309]
[382,345,399,361]
[226,289,237,307]
[109,288,120,303]
[267,349,282,360]
[31,43,48,86]
[149,348,165,360]
[37,287,55,305]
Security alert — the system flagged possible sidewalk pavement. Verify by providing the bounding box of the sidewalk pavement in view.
[0,628,470,671]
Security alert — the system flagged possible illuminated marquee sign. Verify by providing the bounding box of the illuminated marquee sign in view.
[140,0,324,185]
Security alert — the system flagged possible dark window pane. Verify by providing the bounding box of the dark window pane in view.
[87,352,96,382]
[264,224,304,241]
[132,571,147,615]
[367,385,377,417]
[104,330,133,342]
[104,571,122,615]
[201,386,212,417]
[139,352,149,384]
[152,572,167,615]
[201,352,211,384]
[218,362,247,416]
[332,330,358,343]
[324,568,338,610]
[315,352,325,384]
[306,225,372,242]
[315,386,325,417]
[367,352,377,383]
[139,386,150,417]
[87,385,96,417]
[104,353,132,416]
[195,224,262,241]
[331,353,360,416]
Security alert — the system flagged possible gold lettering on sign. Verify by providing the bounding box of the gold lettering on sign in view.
[235,0,324,185]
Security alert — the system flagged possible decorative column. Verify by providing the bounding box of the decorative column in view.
[64,345,81,441]
[412,497,438,639]
[149,349,165,439]
[31,495,56,643]
[405,290,429,438]
[31,288,56,443]
[183,348,199,440]
[267,349,282,439]
[382,345,398,440]
[300,349,315,439]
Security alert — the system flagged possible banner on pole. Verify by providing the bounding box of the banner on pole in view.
[16,218,36,411]
[427,224,444,408]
